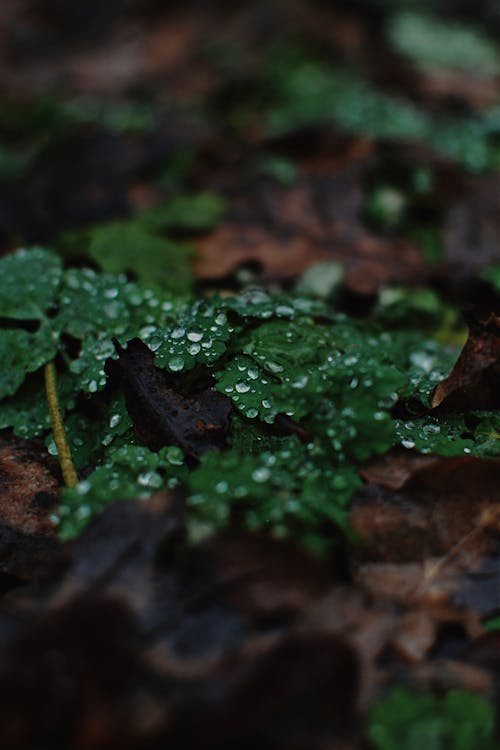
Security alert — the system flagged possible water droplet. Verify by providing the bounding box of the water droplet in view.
[187,330,203,342]
[171,327,185,339]
[261,399,271,409]
[266,360,284,374]
[423,424,440,434]
[109,413,121,429]
[137,471,163,488]
[344,355,359,366]
[168,356,185,371]
[148,336,163,352]
[216,481,228,494]
[89,380,98,393]
[188,343,201,355]
[292,375,309,389]
[248,368,259,380]
[246,407,258,418]
[76,504,92,520]
[236,381,250,393]
[276,304,294,316]
[252,467,271,482]
[402,438,415,449]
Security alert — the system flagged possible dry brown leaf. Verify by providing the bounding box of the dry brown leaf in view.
[430,313,500,410]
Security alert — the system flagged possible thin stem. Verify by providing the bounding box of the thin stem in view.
[44,361,78,488]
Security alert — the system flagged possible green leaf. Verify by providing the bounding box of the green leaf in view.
[395,415,475,456]
[388,12,500,76]
[0,370,75,438]
[47,394,133,470]
[368,687,498,750]
[188,437,360,551]
[0,248,62,320]
[139,299,232,373]
[265,47,500,171]
[0,325,59,399]
[88,221,193,294]
[58,444,187,539]
[138,193,225,232]
[483,615,500,631]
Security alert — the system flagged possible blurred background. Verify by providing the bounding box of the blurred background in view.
[1,0,500,305]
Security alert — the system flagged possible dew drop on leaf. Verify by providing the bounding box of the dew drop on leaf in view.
[168,356,185,371]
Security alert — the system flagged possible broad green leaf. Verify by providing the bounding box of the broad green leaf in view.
[395,415,475,456]
[88,221,193,294]
[139,299,232,373]
[0,324,59,399]
[47,394,132,470]
[188,438,360,552]
[59,444,187,539]
[0,248,62,320]
[0,370,75,437]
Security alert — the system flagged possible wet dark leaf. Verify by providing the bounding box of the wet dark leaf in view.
[109,338,232,458]
[430,313,500,411]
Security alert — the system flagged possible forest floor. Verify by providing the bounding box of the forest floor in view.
[0,1,500,748]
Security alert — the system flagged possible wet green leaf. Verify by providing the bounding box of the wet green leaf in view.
[188,437,360,551]
[0,325,58,399]
[59,444,187,539]
[0,248,62,320]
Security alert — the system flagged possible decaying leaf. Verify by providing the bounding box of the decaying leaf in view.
[430,312,500,411]
[0,436,59,581]
[352,454,500,618]
[195,168,425,295]
[110,338,232,458]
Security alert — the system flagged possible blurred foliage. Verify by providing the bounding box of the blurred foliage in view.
[368,687,499,750]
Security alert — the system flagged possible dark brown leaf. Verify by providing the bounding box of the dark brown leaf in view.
[0,436,59,582]
[109,338,232,458]
[430,312,500,410]
[195,163,425,295]
[351,455,500,618]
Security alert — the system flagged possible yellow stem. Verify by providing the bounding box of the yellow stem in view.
[44,361,78,488]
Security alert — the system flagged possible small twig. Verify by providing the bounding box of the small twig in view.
[44,361,78,488]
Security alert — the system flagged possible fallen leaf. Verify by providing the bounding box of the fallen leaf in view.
[0,436,59,582]
[195,162,425,294]
[109,338,232,458]
[351,455,500,618]
[430,312,500,411]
